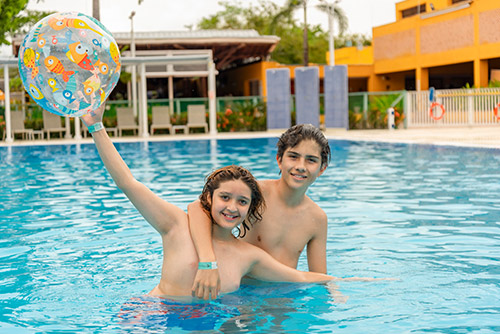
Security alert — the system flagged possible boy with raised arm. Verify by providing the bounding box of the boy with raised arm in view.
[189,124,331,300]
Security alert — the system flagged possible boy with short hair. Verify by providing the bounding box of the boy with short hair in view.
[188,124,331,300]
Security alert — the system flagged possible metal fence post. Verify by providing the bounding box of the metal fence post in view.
[403,91,409,128]
[467,89,474,125]
[388,107,395,130]
[362,92,368,127]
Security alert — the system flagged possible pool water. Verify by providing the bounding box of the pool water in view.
[1,138,499,333]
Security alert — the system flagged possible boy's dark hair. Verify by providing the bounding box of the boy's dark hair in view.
[199,165,265,238]
[277,124,331,168]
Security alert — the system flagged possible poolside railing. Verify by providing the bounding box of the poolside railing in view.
[407,88,500,127]
[4,88,500,139]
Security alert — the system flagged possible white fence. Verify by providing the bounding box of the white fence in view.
[407,88,500,127]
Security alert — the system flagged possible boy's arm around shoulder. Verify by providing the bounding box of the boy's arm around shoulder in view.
[306,205,328,273]
[245,241,332,283]
[187,200,221,300]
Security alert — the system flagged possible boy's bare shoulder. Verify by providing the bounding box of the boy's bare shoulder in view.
[258,179,276,189]
[257,179,278,196]
[304,195,328,223]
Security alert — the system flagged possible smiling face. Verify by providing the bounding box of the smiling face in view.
[210,180,252,229]
[277,139,326,190]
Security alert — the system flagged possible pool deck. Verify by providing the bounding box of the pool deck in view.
[1,126,500,149]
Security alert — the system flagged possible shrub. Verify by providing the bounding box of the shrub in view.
[217,100,266,132]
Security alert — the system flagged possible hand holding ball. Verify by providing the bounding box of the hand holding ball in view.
[18,12,121,117]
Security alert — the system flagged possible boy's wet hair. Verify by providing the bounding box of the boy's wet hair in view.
[199,165,265,238]
[277,124,331,168]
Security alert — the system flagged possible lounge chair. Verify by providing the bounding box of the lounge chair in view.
[116,107,139,136]
[187,105,208,133]
[43,110,65,140]
[150,106,173,135]
[2,111,34,141]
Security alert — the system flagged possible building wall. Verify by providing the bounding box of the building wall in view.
[220,62,264,96]
[372,0,500,91]
[227,60,376,96]
[226,0,500,95]
[328,46,373,65]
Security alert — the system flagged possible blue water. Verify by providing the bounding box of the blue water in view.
[1,138,499,333]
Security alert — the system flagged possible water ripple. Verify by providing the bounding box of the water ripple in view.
[1,140,500,333]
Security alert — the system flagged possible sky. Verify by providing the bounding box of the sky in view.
[1,0,400,56]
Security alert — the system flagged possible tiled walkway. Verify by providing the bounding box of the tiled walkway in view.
[323,127,500,148]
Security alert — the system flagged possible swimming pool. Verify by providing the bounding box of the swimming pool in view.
[1,138,499,333]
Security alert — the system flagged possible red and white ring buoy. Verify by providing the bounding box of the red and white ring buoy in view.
[493,102,500,121]
[429,102,445,121]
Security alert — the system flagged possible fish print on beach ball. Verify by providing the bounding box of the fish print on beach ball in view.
[18,12,121,117]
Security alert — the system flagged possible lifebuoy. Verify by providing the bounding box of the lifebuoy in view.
[494,102,500,120]
[429,102,445,121]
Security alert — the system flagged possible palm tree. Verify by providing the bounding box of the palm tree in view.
[271,0,308,66]
[272,0,348,67]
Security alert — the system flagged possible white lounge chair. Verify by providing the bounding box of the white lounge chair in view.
[150,106,173,135]
[116,107,139,136]
[2,111,34,141]
[187,105,208,133]
[43,110,65,140]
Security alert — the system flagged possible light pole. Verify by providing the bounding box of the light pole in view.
[129,11,138,118]
[327,0,340,66]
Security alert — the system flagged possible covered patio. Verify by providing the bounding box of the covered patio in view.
[0,52,217,143]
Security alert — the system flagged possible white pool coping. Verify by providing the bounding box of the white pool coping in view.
[1,127,500,149]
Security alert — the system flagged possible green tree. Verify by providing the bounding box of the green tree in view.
[197,0,286,34]
[197,0,334,65]
[0,1,52,47]
[317,1,348,35]
[335,33,372,48]
[0,0,29,45]
[271,0,309,66]
[272,0,348,66]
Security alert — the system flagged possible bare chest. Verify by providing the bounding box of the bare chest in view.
[244,208,316,265]
[213,243,252,293]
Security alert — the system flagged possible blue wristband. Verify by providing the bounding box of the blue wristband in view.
[198,261,218,270]
[87,122,104,134]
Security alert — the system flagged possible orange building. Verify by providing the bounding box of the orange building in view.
[370,0,500,91]
[229,0,500,95]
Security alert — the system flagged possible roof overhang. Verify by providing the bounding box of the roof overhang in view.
[11,29,280,71]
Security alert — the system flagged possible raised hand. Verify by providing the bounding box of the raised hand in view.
[81,103,106,127]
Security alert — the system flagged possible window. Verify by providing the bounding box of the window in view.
[401,4,427,18]
[249,80,261,96]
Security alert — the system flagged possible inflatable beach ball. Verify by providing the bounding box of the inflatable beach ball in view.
[18,12,121,117]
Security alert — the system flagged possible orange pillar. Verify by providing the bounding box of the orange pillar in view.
[416,67,429,91]
[474,59,488,88]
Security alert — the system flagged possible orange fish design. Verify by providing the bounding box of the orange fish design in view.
[93,59,109,75]
[48,17,103,36]
[66,18,103,36]
[44,56,75,82]
[23,48,39,79]
[82,75,101,96]
[66,42,94,71]
[48,17,66,31]
[37,34,46,48]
